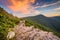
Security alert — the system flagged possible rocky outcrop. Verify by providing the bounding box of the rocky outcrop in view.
[14,20,60,40]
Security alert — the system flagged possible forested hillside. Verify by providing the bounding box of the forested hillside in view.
[0,7,20,40]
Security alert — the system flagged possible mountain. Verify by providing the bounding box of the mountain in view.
[14,21,60,40]
[24,14,60,37]
[0,7,60,40]
[48,16,60,32]
[0,7,53,40]
[49,16,60,22]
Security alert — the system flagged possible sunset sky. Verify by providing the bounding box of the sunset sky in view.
[0,0,60,17]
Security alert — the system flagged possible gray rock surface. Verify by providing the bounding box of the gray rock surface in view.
[13,21,60,40]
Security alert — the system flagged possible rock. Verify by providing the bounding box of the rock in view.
[7,31,15,39]
[14,21,60,40]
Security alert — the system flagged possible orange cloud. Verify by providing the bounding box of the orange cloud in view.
[44,13,60,17]
[7,0,35,14]
[53,7,60,11]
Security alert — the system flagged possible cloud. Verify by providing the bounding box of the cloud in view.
[1,0,60,17]
[44,13,60,17]
[7,0,35,14]
[35,1,60,8]
[6,0,42,17]
[53,7,60,11]
[32,10,41,15]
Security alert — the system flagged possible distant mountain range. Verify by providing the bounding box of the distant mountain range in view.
[44,13,60,17]
[24,14,60,33]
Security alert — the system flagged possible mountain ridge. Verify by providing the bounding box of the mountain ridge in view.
[24,14,60,32]
[24,14,60,37]
[13,20,60,40]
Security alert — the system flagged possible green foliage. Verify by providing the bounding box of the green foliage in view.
[0,7,20,40]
